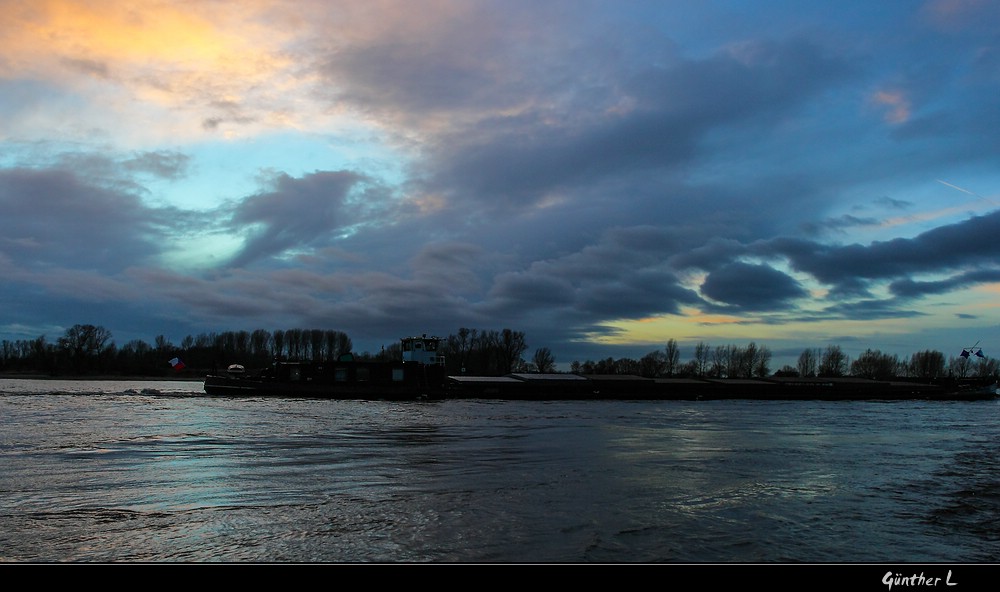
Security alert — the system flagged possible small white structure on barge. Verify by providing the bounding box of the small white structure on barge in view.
[401,335,445,366]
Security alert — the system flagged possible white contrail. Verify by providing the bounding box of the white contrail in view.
[936,179,999,206]
[936,178,976,196]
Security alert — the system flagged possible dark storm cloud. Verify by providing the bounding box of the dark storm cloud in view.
[422,38,847,208]
[821,298,928,321]
[764,210,1000,289]
[487,272,576,310]
[802,214,882,236]
[409,242,486,290]
[0,167,165,271]
[667,238,747,273]
[0,162,210,339]
[518,225,679,285]
[700,262,808,311]
[576,269,702,317]
[890,269,1000,299]
[329,38,517,119]
[316,5,848,213]
[479,225,702,320]
[226,170,372,268]
[321,2,583,122]
[123,240,490,344]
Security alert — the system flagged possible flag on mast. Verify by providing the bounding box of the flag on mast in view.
[169,357,186,371]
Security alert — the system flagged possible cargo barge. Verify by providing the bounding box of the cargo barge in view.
[203,336,999,401]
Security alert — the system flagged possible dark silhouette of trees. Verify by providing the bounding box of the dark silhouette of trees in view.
[693,342,710,377]
[0,325,356,376]
[446,328,478,374]
[473,330,498,373]
[908,350,945,379]
[948,353,999,379]
[496,329,528,374]
[819,345,848,377]
[272,329,286,359]
[325,330,352,361]
[850,349,901,380]
[639,350,667,378]
[372,341,401,362]
[664,339,680,376]
[797,348,820,377]
[1,322,996,384]
[714,345,738,377]
[532,347,556,373]
[1,336,53,374]
[251,329,271,361]
[57,324,114,374]
[118,339,157,375]
[440,327,528,375]
[976,356,999,379]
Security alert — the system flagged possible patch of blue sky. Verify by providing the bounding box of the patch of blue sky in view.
[150,131,407,212]
[159,231,244,271]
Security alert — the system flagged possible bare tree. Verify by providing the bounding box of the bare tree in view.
[712,345,730,378]
[57,324,113,373]
[497,329,528,374]
[272,329,285,359]
[446,327,477,373]
[753,344,772,377]
[850,349,900,380]
[664,339,681,376]
[975,356,999,379]
[310,329,325,361]
[640,350,667,377]
[797,348,819,377]
[693,341,710,377]
[532,347,556,373]
[908,350,944,379]
[819,345,848,377]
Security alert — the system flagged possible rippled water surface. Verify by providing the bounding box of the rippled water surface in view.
[2,378,999,562]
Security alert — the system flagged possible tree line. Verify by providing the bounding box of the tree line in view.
[1,323,995,380]
[0,324,354,376]
[569,341,997,380]
[570,339,773,378]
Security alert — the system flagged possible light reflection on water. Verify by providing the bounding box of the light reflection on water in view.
[1,379,999,562]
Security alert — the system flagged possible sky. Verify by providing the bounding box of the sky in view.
[2,0,1000,370]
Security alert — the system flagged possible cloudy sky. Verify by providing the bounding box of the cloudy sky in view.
[2,0,999,369]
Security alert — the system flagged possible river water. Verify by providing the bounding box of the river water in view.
[1,378,999,564]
